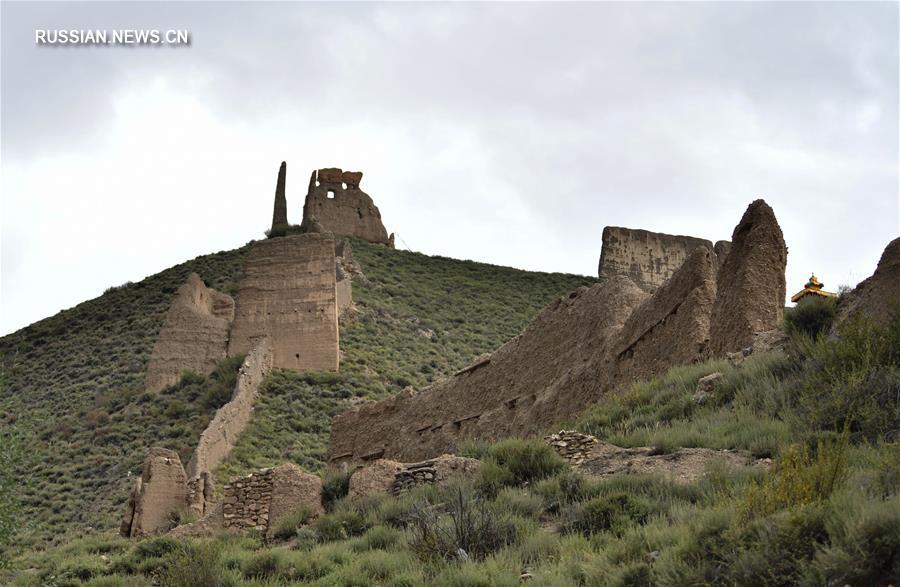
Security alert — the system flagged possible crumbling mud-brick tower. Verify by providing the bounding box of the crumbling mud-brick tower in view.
[302,168,392,246]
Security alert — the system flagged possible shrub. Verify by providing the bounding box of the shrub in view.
[784,296,837,338]
[805,494,900,586]
[739,431,849,521]
[314,508,371,542]
[481,438,566,493]
[352,525,403,552]
[241,550,290,579]
[321,469,354,511]
[791,312,900,442]
[561,493,651,537]
[159,540,225,587]
[132,536,179,561]
[269,505,315,541]
[409,488,520,562]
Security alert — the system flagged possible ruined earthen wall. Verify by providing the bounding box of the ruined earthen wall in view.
[709,200,787,356]
[612,247,717,383]
[145,273,233,393]
[302,168,391,245]
[836,236,900,327]
[186,337,274,479]
[336,278,352,315]
[121,448,188,537]
[598,227,716,292]
[328,277,648,467]
[271,161,288,231]
[228,233,339,371]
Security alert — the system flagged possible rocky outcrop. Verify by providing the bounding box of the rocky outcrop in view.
[709,200,787,356]
[328,276,648,468]
[120,448,188,537]
[598,227,718,292]
[186,337,273,480]
[228,233,339,371]
[349,459,403,499]
[836,237,900,327]
[302,168,391,246]
[611,247,717,383]
[145,273,233,393]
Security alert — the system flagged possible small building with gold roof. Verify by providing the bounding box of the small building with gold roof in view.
[791,274,836,304]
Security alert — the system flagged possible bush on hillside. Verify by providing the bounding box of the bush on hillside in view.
[792,312,900,441]
[783,296,837,338]
[479,438,566,494]
[409,488,520,562]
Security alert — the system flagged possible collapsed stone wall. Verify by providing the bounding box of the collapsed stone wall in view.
[709,200,787,356]
[598,227,719,292]
[329,200,787,469]
[220,464,324,538]
[186,337,273,480]
[145,273,234,393]
[228,233,339,371]
[302,168,391,245]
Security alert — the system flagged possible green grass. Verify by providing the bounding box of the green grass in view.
[0,238,595,548]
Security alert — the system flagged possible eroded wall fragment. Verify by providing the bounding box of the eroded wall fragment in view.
[709,199,787,356]
[612,246,717,383]
[145,273,233,393]
[228,233,339,371]
[598,227,716,291]
[302,168,391,245]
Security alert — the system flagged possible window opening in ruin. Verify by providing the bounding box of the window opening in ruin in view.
[357,209,363,219]
[341,182,347,190]
[327,190,336,199]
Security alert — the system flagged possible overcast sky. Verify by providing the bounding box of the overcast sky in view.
[1,1,898,336]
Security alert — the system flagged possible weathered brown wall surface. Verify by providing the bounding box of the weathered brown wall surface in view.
[598,227,718,292]
[328,276,648,467]
[121,448,188,537]
[709,200,787,356]
[228,233,339,371]
[145,273,234,393]
[302,168,391,245]
[836,236,900,327]
[611,247,717,384]
[186,337,273,479]
[329,200,787,469]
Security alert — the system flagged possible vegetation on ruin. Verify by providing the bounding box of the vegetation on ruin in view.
[0,239,594,549]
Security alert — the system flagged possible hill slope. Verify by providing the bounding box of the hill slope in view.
[0,239,595,547]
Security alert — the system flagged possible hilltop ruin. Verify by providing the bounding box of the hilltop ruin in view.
[302,168,393,246]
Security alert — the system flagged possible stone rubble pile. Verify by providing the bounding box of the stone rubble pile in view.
[390,460,438,495]
[222,468,274,531]
[544,430,598,466]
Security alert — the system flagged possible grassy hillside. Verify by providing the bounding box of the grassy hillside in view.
[8,313,898,586]
[0,239,595,549]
